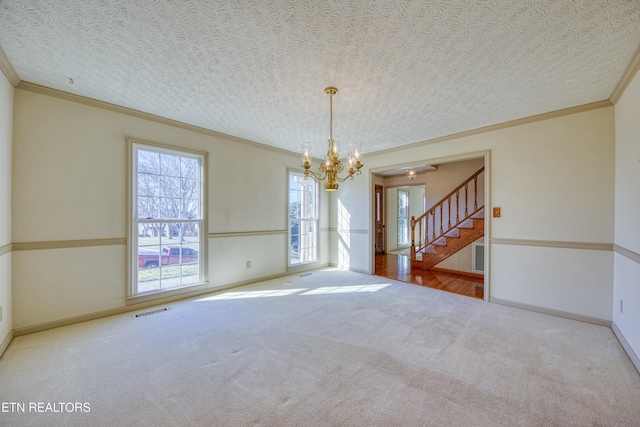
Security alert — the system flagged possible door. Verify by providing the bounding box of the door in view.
[375,185,385,254]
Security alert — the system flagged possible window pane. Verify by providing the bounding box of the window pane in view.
[181,157,198,179]
[138,197,157,219]
[138,150,159,174]
[182,222,200,243]
[138,173,159,197]
[181,265,200,285]
[137,267,160,294]
[137,223,161,248]
[160,154,181,177]
[160,198,179,218]
[289,199,301,219]
[181,178,198,199]
[160,176,180,197]
[180,199,198,219]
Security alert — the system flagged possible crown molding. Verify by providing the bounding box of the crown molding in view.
[14,78,615,161]
[366,99,613,158]
[15,81,300,158]
[0,44,20,87]
[610,42,640,104]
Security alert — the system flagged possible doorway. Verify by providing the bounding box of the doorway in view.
[371,154,489,300]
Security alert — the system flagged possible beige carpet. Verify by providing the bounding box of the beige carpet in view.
[1,268,639,426]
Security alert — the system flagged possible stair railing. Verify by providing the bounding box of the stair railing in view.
[410,167,484,260]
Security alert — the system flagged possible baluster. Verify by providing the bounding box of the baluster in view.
[431,209,436,241]
[410,216,416,260]
[464,183,469,218]
[439,203,443,235]
[423,216,427,245]
[447,196,452,230]
[456,189,460,223]
[474,175,478,212]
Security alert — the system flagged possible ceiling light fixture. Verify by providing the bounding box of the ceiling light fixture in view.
[407,169,416,180]
[302,87,363,191]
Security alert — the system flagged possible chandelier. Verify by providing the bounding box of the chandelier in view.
[407,169,416,180]
[302,87,363,191]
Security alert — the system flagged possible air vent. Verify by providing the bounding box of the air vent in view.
[134,307,169,318]
[472,243,485,273]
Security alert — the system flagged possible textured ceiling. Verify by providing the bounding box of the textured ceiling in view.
[1,0,640,157]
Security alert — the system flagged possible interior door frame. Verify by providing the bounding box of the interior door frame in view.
[374,184,385,254]
[369,150,492,302]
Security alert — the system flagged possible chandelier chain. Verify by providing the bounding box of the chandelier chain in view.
[329,90,333,142]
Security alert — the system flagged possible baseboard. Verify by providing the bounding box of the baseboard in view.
[489,297,611,327]
[14,269,326,337]
[287,262,331,275]
[328,262,369,275]
[430,267,484,280]
[0,330,13,359]
[612,322,640,375]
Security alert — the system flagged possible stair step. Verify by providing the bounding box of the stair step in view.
[458,218,474,229]
[432,237,447,246]
[470,207,485,219]
[444,228,460,238]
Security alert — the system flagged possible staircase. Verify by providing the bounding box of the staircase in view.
[410,167,484,270]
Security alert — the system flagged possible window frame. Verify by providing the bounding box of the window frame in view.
[287,169,320,268]
[127,138,208,302]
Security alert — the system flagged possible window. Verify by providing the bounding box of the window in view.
[130,142,206,296]
[289,171,318,265]
[398,190,410,246]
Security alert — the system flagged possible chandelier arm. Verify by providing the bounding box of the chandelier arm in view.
[304,169,327,182]
[335,169,362,182]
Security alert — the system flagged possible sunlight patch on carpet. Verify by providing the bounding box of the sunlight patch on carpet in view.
[196,288,307,301]
[300,284,391,295]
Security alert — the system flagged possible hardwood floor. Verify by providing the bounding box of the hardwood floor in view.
[375,253,484,299]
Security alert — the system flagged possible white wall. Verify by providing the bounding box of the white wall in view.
[0,72,12,349]
[424,158,485,222]
[11,89,329,330]
[613,68,640,363]
[335,106,615,321]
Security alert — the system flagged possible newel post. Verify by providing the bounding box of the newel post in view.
[410,216,416,260]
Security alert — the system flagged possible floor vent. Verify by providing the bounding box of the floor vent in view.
[472,242,485,273]
[299,273,312,277]
[134,307,170,318]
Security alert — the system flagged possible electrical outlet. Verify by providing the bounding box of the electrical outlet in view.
[246,260,251,269]
[620,299,624,314]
